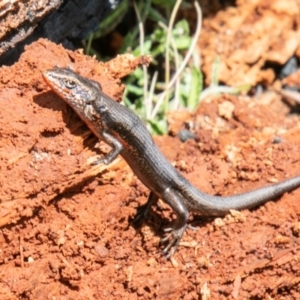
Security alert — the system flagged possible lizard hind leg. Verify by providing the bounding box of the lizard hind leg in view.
[159,187,189,258]
[133,192,159,226]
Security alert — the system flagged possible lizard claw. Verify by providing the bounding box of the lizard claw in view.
[186,224,198,231]
[91,157,109,165]
[133,204,150,226]
[160,225,186,259]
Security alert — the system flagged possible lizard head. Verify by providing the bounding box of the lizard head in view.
[42,67,102,121]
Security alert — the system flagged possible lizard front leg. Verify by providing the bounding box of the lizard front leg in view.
[92,130,123,165]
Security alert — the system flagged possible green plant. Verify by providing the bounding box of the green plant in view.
[84,0,249,135]
[122,0,203,134]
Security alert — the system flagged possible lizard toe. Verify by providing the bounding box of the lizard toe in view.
[160,225,186,258]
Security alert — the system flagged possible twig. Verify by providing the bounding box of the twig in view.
[133,1,149,118]
[151,1,203,119]
[164,0,183,109]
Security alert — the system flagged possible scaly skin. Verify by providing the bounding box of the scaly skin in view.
[43,68,300,257]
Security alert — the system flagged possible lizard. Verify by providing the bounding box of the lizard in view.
[42,67,300,257]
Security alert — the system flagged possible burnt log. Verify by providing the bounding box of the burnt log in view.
[0,0,120,65]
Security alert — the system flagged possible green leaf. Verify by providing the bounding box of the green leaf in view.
[187,67,203,110]
[90,0,129,39]
[211,56,220,86]
[126,84,143,96]
[132,40,152,56]
[121,32,136,53]
[173,19,190,36]
[152,0,177,8]
[173,36,191,50]
[151,28,166,44]
[148,117,168,135]
[148,6,167,23]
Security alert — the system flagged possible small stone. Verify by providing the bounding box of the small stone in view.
[94,244,109,257]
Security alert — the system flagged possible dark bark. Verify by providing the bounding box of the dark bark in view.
[0,0,120,65]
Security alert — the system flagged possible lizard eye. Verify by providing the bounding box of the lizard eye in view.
[64,79,76,89]
[99,105,108,113]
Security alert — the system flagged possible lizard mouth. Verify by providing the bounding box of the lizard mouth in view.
[42,70,56,90]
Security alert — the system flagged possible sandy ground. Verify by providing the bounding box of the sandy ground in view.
[1,1,300,299]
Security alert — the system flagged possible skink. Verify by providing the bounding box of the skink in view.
[43,68,300,257]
